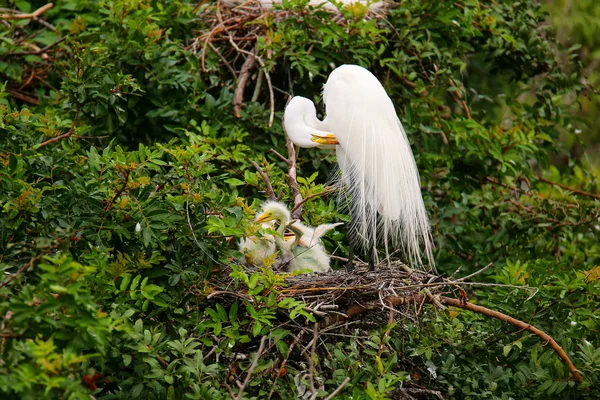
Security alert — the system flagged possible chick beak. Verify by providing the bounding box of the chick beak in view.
[255,213,272,223]
[310,133,339,145]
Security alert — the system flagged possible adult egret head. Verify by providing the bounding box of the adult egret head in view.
[283,97,338,148]
[283,64,435,270]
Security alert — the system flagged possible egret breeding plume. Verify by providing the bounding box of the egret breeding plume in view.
[255,201,340,273]
[284,64,434,271]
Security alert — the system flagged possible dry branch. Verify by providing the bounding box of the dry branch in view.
[5,89,40,105]
[448,77,471,119]
[251,161,278,201]
[538,175,600,201]
[38,105,80,148]
[233,53,257,118]
[0,3,53,20]
[283,134,303,219]
[0,239,63,289]
[234,336,267,400]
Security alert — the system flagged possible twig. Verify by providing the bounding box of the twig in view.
[103,170,130,212]
[441,296,581,381]
[251,161,278,201]
[234,336,267,400]
[186,196,221,266]
[290,187,338,215]
[283,136,303,219]
[208,42,237,78]
[8,35,68,57]
[251,69,264,102]
[5,89,40,105]
[0,253,43,289]
[455,262,493,282]
[538,175,600,201]
[308,323,319,400]
[206,290,254,302]
[0,239,62,288]
[219,3,275,126]
[269,148,287,163]
[38,105,80,148]
[448,78,471,119]
[233,53,257,118]
[324,377,351,400]
[0,3,53,20]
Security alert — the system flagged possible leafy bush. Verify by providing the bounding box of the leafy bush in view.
[0,0,599,399]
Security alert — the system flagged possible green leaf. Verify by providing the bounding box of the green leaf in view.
[224,178,244,186]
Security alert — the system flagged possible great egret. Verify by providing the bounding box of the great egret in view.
[283,64,434,271]
[255,201,339,273]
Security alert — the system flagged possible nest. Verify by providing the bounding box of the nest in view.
[207,261,582,385]
[210,262,457,331]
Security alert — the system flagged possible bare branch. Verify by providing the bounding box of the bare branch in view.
[290,187,338,216]
[456,262,493,282]
[0,239,62,289]
[234,336,267,400]
[8,35,68,57]
[324,377,351,400]
[234,53,257,118]
[538,175,600,201]
[5,89,40,105]
[448,78,471,119]
[308,323,319,400]
[38,105,80,148]
[251,161,278,201]
[0,3,53,20]
[284,135,303,219]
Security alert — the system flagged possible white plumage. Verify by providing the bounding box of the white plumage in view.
[254,201,339,273]
[283,64,435,270]
[239,221,277,267]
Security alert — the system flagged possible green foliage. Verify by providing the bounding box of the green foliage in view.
[0,0,599,399]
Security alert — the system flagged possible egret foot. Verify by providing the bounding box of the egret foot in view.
[346,244,354,272]
[368,246,375,271]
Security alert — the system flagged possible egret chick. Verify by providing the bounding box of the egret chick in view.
[239,221,277,267]
[255,201,339,274]
[284,222,342,273]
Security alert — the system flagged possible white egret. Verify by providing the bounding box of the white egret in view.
[255,201,339,273]
[283,64,434,271]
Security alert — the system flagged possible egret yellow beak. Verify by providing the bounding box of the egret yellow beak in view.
[310,133,339,145]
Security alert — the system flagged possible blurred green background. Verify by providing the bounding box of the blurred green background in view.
[544,0,600,170]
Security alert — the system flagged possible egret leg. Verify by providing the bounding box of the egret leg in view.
[346,196,355,272]
[368,244,375,271]
[346,231,354,272]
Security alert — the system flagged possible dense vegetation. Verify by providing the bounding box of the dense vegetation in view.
[0,0,598,399]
